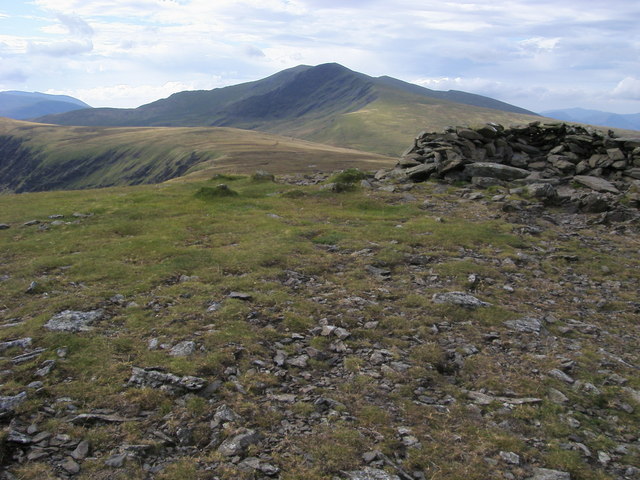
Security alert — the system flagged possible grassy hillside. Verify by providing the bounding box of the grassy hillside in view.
[284,92,541,156]
[0,174,638,479]
[0,118,394,192]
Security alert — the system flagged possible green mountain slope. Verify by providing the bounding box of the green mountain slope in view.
[0,118,394,192]
[35,64,540,155]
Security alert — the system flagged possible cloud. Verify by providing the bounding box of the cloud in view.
[612,77,640,101]
[28,39,93,56]
[57,13,94,37]
[5,0,639,113]
[243,45,265,58]
[46,79,224,108]
[0,68,28,84]
[518,37,561,52]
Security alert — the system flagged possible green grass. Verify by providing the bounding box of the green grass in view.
[0,174,638,480]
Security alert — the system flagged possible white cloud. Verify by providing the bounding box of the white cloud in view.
[518,37,561,52]
[28,39,93,56]
[57,13,94,37]
[0,36,27,53]
[45,79,225,108]
[414,77,500,92]
[2,0,638,113]
[0,68,28,84]
[243,45,266,58]
[612,77,640,101]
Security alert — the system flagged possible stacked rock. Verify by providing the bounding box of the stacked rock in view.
[392,122,640,187]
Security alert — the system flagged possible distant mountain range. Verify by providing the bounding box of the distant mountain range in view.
[0,64,544,192]
[0,91,91,120]
[541,107,640,131]
[35,63,535,127]
[34,63,539,155]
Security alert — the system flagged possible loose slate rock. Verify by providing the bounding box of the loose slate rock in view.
[71,440,91,460]
[527,183,558,200]
[0,392,27,417]
[35,359,56,377]
[432,291,491,309]
[61,458,81,474]
[500,451,521,465]
[467,391,542,406]
[169,341,196,357]
[529,468,571,480]
[70,413,128,425]
[504,316,545,334]
[465,162,530,181]
[7,430,32,444]
[217,429,261,456]
[128,367,206,394]
[104,453,127,468]
[344,467,400,480]
[0,337,32,352]
[573,175,619,194]
[548,369,575,384]
[228,291,253,301]
[548,388,569,404]
[44,310,104,332]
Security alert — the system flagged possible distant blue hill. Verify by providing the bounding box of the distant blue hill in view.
[541,107,640,131]
[0,91,91,120]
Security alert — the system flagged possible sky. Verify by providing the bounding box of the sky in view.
[1,0,639,114]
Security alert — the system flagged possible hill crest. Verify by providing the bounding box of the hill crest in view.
[35,63,537,129]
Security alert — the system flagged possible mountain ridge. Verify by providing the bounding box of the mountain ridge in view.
[33,63,541,156]
[541,107,640,131]
[0,91,91,120]
[35,63,537,127]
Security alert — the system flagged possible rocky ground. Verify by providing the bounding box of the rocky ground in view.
[0,123,639,480]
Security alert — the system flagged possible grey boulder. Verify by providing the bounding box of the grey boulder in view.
[432,291,491,309]
[573,175,619,194]
[344,467,400,480]
[128,367,206,394]
[529,468,571,480]
[44,310,104,332]
[217,429,261,457]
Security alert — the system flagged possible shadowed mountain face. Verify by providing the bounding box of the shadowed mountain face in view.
[0,91,91,120]
[35,63,536,129]
[209,63,377,127]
